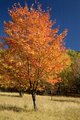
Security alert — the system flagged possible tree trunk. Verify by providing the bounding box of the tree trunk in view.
[31,90,37,111]
[19,91,23,97]
[50,88,53,100]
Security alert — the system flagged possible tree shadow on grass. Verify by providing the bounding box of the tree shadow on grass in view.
[0,104,29,112]
[52,98,80,103]
[0,104,25,112]
[0,93,20,98]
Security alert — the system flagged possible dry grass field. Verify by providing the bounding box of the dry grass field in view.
[0,92,80,120]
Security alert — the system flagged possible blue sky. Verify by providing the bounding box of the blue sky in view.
[0,0,80,51]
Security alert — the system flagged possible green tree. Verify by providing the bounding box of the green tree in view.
[59,50,80,96]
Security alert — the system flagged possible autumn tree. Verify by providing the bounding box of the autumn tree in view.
[3,2,70,110]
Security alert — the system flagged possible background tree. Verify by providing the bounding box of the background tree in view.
[3,2,70,110]
[58,50,80,96]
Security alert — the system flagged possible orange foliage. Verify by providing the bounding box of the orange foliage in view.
[3,3,71,91]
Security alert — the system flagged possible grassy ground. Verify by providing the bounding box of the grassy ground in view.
[0,92,80,120]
